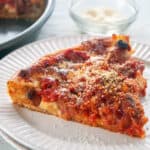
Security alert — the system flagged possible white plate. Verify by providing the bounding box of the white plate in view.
[0,35,150,150]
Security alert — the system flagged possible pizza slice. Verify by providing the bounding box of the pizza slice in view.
[0,0,45,19]
[7,35,148,138]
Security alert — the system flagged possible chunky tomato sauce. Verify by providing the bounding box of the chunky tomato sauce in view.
[18,36,148,137]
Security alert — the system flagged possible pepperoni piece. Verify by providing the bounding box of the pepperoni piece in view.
[41,89,59,102]
[40,78,60,102]
[64,49,89,62]
[41,57,57,68]
[41,78,59,89]
[18,69,30,79]
[117,59,145,78]
[27,89,41,106]
[81,38,111,55]
[116,40,130,50]
[27,89,36,99]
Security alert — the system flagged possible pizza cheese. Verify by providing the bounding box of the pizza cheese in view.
[7,35,148,138]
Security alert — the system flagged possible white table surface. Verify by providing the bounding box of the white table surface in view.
[1,0,150,149]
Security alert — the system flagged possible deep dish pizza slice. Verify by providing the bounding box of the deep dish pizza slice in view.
[0,0,45,19]
[7,35,148,138]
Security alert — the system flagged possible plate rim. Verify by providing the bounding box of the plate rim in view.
[0,35,150,150]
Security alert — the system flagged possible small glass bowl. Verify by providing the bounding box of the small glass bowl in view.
[69,0,138,35]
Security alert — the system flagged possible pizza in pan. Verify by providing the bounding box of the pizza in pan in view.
[7,35,148,138]
[0,0,45,19]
